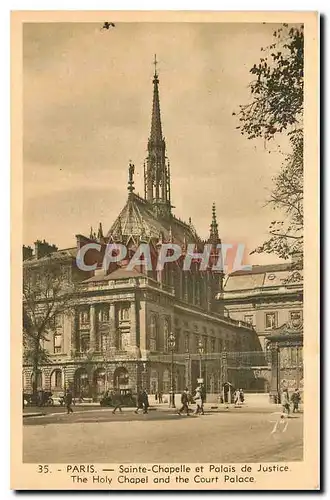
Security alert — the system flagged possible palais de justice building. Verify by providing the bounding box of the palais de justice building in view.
[23,65,262,399]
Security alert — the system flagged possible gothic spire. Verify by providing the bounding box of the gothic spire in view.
[144,55,171,217]
[209,202,220,244]
[97,222,104,240]
[150,54,163,144]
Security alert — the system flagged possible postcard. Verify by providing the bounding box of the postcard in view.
[11,10,319,490]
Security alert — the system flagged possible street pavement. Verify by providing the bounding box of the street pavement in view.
[23,406,303,464]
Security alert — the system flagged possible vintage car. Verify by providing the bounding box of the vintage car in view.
[23,391,54,407]
[100,389,136,407]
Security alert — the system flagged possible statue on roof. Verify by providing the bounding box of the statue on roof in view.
[128,161,135,194]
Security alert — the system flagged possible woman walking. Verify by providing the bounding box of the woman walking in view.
[193,386,204,415]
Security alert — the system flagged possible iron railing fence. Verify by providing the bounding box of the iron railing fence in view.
[148,351,270,368]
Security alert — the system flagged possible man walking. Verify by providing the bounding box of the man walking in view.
[65,389,73,414]
[178,388,190,416]
[281,388,290,415]
[291,388,301,413]
[135,389,149,414]
[135,390,144,414]
[112,390,123,414]
[142,389,149,414]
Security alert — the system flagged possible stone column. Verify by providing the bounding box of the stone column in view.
[109,303,116,348]
[269,344,280,403]
[90,304,96,352]
[192,275,196,305]
[63,309,73,355]
[185,353,192,392]
[130,300,137,347]
[139,300,147,356]
[63,364,76,393]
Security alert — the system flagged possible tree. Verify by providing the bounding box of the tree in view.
[234,24,304,264]
[23,263,74,402]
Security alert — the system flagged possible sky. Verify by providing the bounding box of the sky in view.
[23,22,290,264]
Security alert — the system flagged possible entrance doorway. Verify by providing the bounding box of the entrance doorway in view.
[74,368,90,398]
[113,367,129,391]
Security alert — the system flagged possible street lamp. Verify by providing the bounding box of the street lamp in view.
[198,338,204,381]
[168,332,176,408]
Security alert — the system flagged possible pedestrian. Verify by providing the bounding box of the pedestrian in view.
[158,391,163,403]
[234,388,241,406]
[239,388,245,404]
[178,388,190,416]
[200,384,206,414]
[291,388,301,413]
[193,386,203,415]
[281,388,290,415]
[155,391,158,402]
[65,389,73,414]
[112,390,123,414]
[142,389,149,414]
[134,390,144,414]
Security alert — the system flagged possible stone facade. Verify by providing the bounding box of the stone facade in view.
[223,262,303,394]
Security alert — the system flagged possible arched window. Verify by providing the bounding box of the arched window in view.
[150,369,158,394]
[50,369,62,390]
[163,369,170,393]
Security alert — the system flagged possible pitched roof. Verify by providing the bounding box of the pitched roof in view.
[23,247,77,264]
[224,263,303,292]
[106,193,200,246]
[230,263,293,276]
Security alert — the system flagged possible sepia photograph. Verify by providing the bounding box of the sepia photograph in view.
[11,10,319,490]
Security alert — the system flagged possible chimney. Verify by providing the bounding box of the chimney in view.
[34,240,58,260]
[23,245,33,260]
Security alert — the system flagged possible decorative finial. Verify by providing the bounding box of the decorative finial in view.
[153,54,158,76]
[128,161,135,194]
[89,226,94,239]
[188,217,192,225]
[97,222,104,240]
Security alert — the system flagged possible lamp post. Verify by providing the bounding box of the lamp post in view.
[168,332,176,408]
[198,338,204,381]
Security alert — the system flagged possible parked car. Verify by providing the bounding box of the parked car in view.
[23,391,54,407]
[51,394,65,406]
[100,389,136,407]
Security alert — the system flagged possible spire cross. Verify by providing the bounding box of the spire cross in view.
[153,54,158,76]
